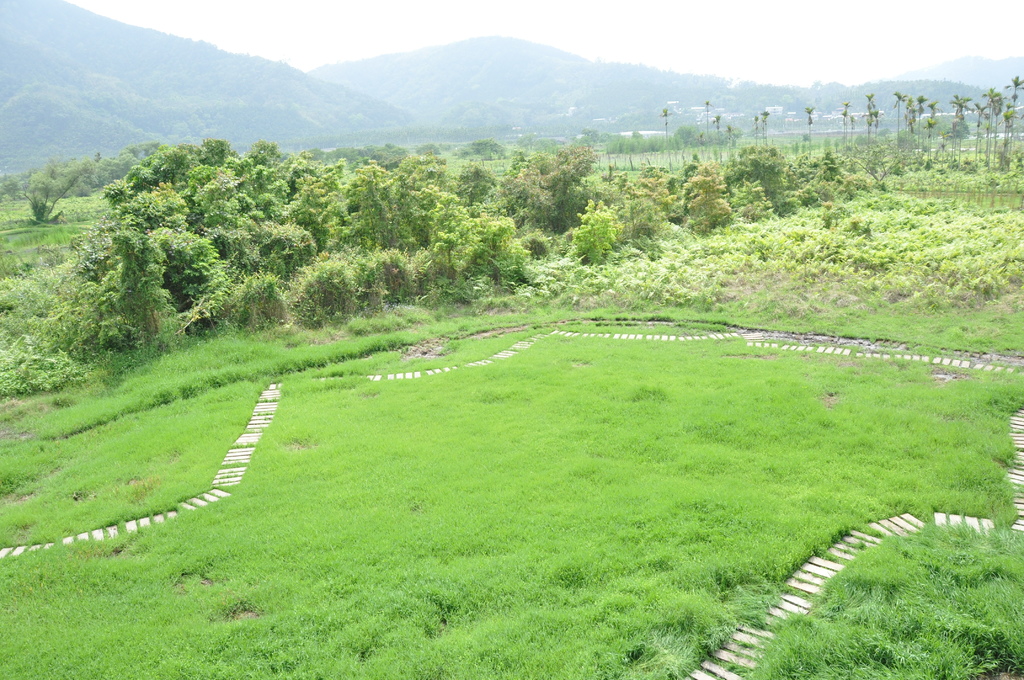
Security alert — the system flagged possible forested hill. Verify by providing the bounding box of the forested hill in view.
[0,0,409,171]
[310,37,987,131]
[309,37,732,127]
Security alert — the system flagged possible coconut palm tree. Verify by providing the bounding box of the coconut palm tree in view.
[804,106,815,142]
[660,108,671,145]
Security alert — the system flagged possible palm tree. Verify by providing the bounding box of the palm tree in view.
[893,91,905,146]
[841,101,851,146]
[864,93,876,141]
[1005,77,1022,163]
[660,108,671,145]
[950,94,972,165]
[761,110,771,144]
[973,102,987,164]
[805,106,815,141]
[704,100,712,139]
[983,88,1002,169]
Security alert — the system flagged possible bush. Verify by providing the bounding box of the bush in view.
[0,337,86,397]
[222,273,287,329]
[571,201,621,264]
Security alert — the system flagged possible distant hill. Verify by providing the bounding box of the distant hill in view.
[898,57,1024,88]
[309,37,731,127]
[0,0,409,171]
[309,37,988,132]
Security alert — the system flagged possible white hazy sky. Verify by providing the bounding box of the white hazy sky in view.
[64,0,1022,87]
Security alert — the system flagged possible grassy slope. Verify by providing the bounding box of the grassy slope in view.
[1,324,1022,678]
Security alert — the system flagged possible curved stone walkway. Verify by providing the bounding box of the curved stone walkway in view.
[0,383,280,561]
[2,327,1022,676]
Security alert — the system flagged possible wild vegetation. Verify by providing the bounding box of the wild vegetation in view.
[2,70,1024,677]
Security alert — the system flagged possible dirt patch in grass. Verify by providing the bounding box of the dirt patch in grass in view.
[466,325,529,339]
[1,492,35,506]
[0,427,35,440]
[728,354,778,360]
[933,370,970,383]
[403,341,448,360]
[821,392,840,409]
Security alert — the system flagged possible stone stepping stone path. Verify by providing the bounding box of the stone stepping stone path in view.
[748,342,1015,372]
[692,515,925,679]
[365,330,755,382]
[0,383,280,562]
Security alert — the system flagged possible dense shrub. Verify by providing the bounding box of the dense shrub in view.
[222,273,287,329]
[0,337,86,397]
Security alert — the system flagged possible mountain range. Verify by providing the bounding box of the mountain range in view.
[1,0,1020,172]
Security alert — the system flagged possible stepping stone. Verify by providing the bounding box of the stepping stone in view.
[139,517,151,528]
[787,578,820,594]
[153,514,165,523]
[91,529,104,541]
[767,605,791,619]
[949,514,964,525]
[965,516,981,530]
[776,599,808,615]
[738,625,775,639]
[900,514,925,528]
[732,631,767,647]
[801,563,837,579]
[11,546,26,556]
[842,535,869,547]
[62,536,74,545]
[228,448,255,454]
[106,526,118,538]
[878,519,907,536]
[701,660,743,680]
[219,467,246,473]
[210,489,230,498]
[869,521,894,536]
[889,516,919,533]
[690,669,721,680]
[126,519,138,532]
[202,493,220,503]
[935,512,947,525]
[0,547,12,559]
[76,532,90,541]
[981,518,995,531]
[180,502,196,510]
[167,511,178,519]
[793,569,826,586]
[782,593,813,610]
[215,481,241,487]
[712,649,756,669]
[828,546,856,561]
[723,642,761,659]
[808,556,845,572]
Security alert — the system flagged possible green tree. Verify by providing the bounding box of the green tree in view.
[725,145,793,214]
[682,163,732,234]
[25,158,95,223]
[572,201,621,265]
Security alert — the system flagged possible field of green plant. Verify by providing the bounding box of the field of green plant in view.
[2,321,1022,679]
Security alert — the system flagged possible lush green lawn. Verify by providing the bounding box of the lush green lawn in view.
[1,325,1022,678]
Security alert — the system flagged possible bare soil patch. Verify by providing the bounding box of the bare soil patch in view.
[402,341,448,360]
[466,325,529,339]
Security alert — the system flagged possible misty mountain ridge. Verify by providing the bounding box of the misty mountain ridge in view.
[0,0,408,170]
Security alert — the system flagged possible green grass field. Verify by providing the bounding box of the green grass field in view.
[1,324,1022,678]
